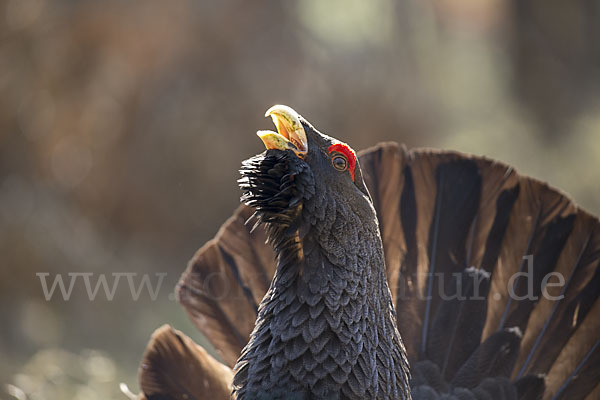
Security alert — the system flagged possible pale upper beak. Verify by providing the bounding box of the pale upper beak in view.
[257,105,308,159]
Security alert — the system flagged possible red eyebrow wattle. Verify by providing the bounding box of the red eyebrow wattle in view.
[328,143,357,181]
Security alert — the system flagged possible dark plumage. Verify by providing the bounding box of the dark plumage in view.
[136,106,600,400]
[234,118,410,399]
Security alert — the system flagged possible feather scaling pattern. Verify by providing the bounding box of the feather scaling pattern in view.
[138,142,599,400]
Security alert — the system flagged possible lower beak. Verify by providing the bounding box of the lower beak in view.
[257,105,308,158]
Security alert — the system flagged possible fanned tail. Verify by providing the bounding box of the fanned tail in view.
[361,143,600,399]
[137,142,599,400]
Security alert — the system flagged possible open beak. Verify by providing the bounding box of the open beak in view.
[257,105,308,159]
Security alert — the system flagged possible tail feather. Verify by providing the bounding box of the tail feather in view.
[483,179,575,340]
[501,213,576,332]
[514,215,600,379]
[138,325,233,400]
[420,157,482,358]
[553,339,599,400]
[465,159,518,272]
[177,206,274,367]
[545,301,600,399]
[425,268,490,381]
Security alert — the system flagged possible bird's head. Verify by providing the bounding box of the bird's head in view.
[239,105,376,264]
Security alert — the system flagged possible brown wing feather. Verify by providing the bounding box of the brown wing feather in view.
[138,325,233,400]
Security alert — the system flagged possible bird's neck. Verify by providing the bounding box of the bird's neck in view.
[234,222,410,399]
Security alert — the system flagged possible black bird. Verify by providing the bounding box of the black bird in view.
[136,106,600,400]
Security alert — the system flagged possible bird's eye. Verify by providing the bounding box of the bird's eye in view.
[331,154,348,171]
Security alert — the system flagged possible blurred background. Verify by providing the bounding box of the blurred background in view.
[1,0,599,398]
